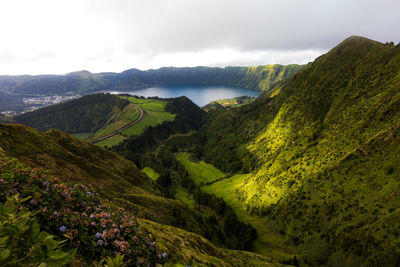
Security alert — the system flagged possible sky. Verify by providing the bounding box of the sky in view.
[0,0,399,75]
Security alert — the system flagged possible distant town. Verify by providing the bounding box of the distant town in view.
[1,95,80,116]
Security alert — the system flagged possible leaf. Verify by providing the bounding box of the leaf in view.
[0,236,9,246]
[48,251,69,260]
[0,248,10,261]
[31,221,40,239]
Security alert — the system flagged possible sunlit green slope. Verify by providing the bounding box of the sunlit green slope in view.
[201,36,400,265]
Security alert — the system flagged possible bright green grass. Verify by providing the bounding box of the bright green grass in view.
[178,153,296,259]
[175,152,225,185]
[120,97,175,137]
[96,134,126,147]
[201,174,284,257]
[93,96,174,146]
[70,132,92,139]
[175,187,195,209]
[141,167,160,181]
[92,105,140,139]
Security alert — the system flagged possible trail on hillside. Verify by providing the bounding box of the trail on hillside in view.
[91,104,144,143]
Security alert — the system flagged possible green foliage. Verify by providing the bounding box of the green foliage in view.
[202,96,255,111]
[112,96,205,154]
[175,152,225,185]
[14,93,130,133]
[199,36,400,264]
[0,195,76,266]
[141,167,160,181]
[98,254,126,267]
[120,96,175,137]
[0,156,162,265]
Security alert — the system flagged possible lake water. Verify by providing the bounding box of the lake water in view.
[108,85,262,107]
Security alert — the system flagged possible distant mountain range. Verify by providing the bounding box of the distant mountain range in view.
[0,64,303,112]
[0,64,304,95]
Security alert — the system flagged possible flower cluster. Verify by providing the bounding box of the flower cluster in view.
[0,156,164,266]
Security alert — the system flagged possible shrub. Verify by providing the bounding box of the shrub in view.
[0,156,164,266]
[0,195,76,266]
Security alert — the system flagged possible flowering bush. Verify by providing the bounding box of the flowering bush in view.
[0,195,76,266]
[0,157,165,266]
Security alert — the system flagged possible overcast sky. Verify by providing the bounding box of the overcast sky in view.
[0,0,399,75]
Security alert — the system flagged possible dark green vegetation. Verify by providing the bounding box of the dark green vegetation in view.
[112,96,206,155]
[0,154,159,266]
[12,94,131,133]
[0,124,274,266]
[194,36,400,265]
[7,94,178,148]
[2,35,400,266]
[202,96,256,111]
[93,96,175,147]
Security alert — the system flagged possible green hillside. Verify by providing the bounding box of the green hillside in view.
[202,96,256,111]
[3,35,400,266]
[13,93,131,133]
[93,96,175,147]
[0,123,277,266]
[198,36,400,265]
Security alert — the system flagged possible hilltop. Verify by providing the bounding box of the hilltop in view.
[197,36,400,265]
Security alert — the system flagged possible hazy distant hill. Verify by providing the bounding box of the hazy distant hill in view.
[0,64,304,96]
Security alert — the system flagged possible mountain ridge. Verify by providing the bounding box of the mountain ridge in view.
[198,35,400,265]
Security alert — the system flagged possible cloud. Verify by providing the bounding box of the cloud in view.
[0,0,399,74]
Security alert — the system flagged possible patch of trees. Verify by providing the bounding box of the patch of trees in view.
[112,96,206,154]
[193,187,257,250]
[14,94,129,133]
[130,145,257,251]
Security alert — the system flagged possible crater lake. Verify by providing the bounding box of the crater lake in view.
[108,85,262,106]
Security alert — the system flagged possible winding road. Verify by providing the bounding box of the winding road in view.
[91,104,144,144]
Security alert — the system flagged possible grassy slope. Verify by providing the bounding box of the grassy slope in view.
[91,103,140,139]
[141,166,160,181]
[174,187,195,209]
[94,96,175,147]
[175,152,226,185]
[121,97,175,136]
[0,123,278,266]
[201,36,400,265]
[203,96,255,111]
[175,152,290,259]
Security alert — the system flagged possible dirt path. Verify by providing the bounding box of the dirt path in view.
[91,104,144,144]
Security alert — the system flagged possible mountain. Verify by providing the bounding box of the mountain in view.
[198,36,400,265]
[0,65,304,97]
[2,35,400,266]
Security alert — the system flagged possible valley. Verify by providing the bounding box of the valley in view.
[1,36,400,266]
